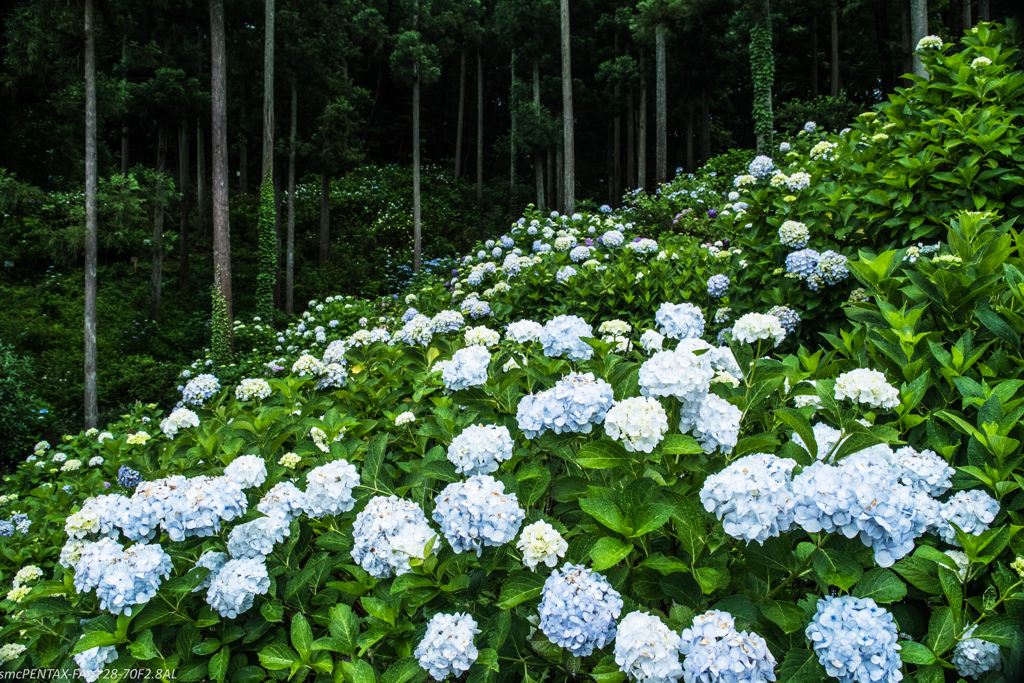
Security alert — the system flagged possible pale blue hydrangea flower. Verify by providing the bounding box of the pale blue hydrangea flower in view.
[442,346,491,391]
[639,349,714,426]
[895,447,954,497]
[303,459,359,517]
[785,249,820,278]
[227,515,290,559]
[938,490,1000,545]
[539,563,623,656]
[316,363,349,390]
[706,274,730,298]
[506,320,544,343]
[952,626,1002,680]
[748,155,774,178]
[431,310,465,334]
[602,230,625,247]
[402,307,420,322]
[206,557,270,619]
[74,538,173,616]
[415,612,480,681]
[182,374,221,405]
[804,121,817,133]
[534,241,552,253]
[540,315,595,361]
[352,496,438,578]
[500,235,514,248]
[396,314,434,346]
[679,611,776,683]
[193,550,229,593]
[224,454,267,489]
[492,246,503,258]
[322,339,350,365]
[806,596,902,683]
[701,453,796,544]
[557,265,578,283]
[119,476,247,543]
[74,641,118,683]
[767,305,800,334]
[655,303,705,340]
[691,395,742,454]
[614,611,683,682]
[570,246,591,262]
[516,372,615,438]
[75,494,129,539]
[790,462,858,536]
[502,253,521,276]
[460,297,492,319]
[432,474,524,556]
[816,250,849,285]
[448,424,514,476]
[258,482,308,521]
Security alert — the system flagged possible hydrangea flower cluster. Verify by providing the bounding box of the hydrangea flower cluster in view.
[732,312,786,347]
[0,643,26,664]
[74,538,173,616]
[540,315,594,361]
[786,172,811,191]
[748,155,774,178]
[517,372,615,438]
[118,466,141,490]
[442,346,491,391]
[206,557,270,618]
[506,319,544,343]
[159,407,200,438]
[556,265,577,283]
[182,374,220,405]
[895,447,954,496]
[602,229,624,246]
[806,596,902,683]
[415,612,480,681]
[322,339,349,364]
[767,305,800,334]
[431,310,465,334]
[224,454,267,489]
[640,329,665,353]
[952,626,1002,679]
[396,314,435,346]
[235,378,272,401]
[679,611,776,683]
[447,424,514,476]
[815,250,849,286]
[193,550,229,592]
[516,520,567,571]
[785,249,819,277]
[835,368,900,409]
[316,363,349,389]
[395,411,415,426]
[570,245,591,262]
[464,326,500,347]
[74,643,119,683]
[655,303,705,340]
[701,453,797,543]
[639,348,714,431]
[228,516,290,559]
[628,238,659,254]
[304,459,359,517]
[258,482,308,521]
[692,394,742,454]
[613,612,683,683]
[916,35,942,50]
[432,475,524,556]
[352,496,437,578]
[707,274,730,298]
[778,220,809,248]
[119,475,247,543]
[539,564,623,656]
[291,354,326,376]
[604,397,669,453]
[939,490,1000,545]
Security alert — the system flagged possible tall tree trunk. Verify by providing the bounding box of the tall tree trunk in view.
[750,0,774,153]
[700,89,711,162]
[910,0,929,79]
[211,0,233,351]
[546,150,555,210]
[179,122,190,288]
[533,58,544,211]
[979,0,989,21]
[273,165,282,309]
[455,51,466,179]
[509,51,516,219]
[901,0,914,84]
[121,40,129,175]
[262,0,274,183]
[626,87,635,189]
[655,24,667,186]
[560,0,574,214]
[811,15,819,97]
[197,118,207,237]
[830,1,840,98]
[476,51,484,229]
[319,162,329,268]
[286,83,296,315]
[686,101,694,173]
[613,89,621,203]
[84,0,98,429]
[638,61,647,191]
[555,147,564,213]
[151,125,167,323]
[961,0,971,29]
[256,0,275,319]
[413,73,422,272]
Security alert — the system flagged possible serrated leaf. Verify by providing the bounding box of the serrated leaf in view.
[660,434,703,455]
[579,498,629,535]
[926,606,956,656]
[590,537,633,571]
[292,613,313,660]
[898,641,935,665]
[329,604,360,656]
[969,617,1019,647]
[258,642,299,670]
[759,599,805,633]
[776,648,825,683]
[496,572,546,609]
[575,439,631,469]
[852,568,907,604]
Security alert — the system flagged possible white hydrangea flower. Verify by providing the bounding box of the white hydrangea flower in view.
[506,320,544,343]
[303,459,359,517]
[351,496,438,578]
[834,368,899,410]
[732,312,786,347]
[464,326,501,347]
[12,565,43,588]
[278,452,301,469]
[236,378,272,401]
[516,520,567,571]
[415,612,480,681]
[639,329,664,353]
[604,397,669,453]
[614,612,684,683]
[395,411,416,426]
[447,424,514,476]
[224,454,267,489]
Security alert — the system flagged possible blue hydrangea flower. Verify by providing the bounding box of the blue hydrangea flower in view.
[613,612,683,682]
[952,626,1002,680]
[442,346,491,391]
[258,482,308,521]
[74,641,118,683]
[895,447,954,497]
[639,349,713,433]
[540,315,595,361]
[806,596,902,683]
[415,612,481,681]
[74,538,173,616]
[767,305,801,334]
[707,274,730,298]
[303,459,359,518]
[785,249,820,278]
[602,230,624,247]
[117,466,141,490]
[227,515,290,559]
[679,611,776,683]
[816,250,849,285]
[516,372,615,438]
[655,303,705,340]
[448,424,514,476]
[432,475,524,556]
[539,563,623,656]
[701,453,797,544]
[692,394,742,454]
[206,557,270,619]
[938,490,1000,545]
[570,246,591,262]
[557,265,578,283]
[193,550,229,593]
[352,496,438,578]
[396,314,434,346]
[500,235,515,248]
[182,374,221,405]
[748,155,774,178]
[119,475,247,543]
[431,310,466,333]
[460,297,492,319]
[224,454,267,489]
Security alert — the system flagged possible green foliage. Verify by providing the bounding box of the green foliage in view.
[211,271,232,366]
[775,94,863,135]
[255,182,276,322]
[0,345,46,471]
[749,11,774,150]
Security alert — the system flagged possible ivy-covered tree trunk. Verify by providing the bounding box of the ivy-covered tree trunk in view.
[84,0,98,429]
[560,0,574,215]
[210,0,233,359]
[178,122,190,288]
[256,0,275,320]
[750,0,775,154]
[910,0,928,78]
[151,124,167,323]
[655,23,667,186]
